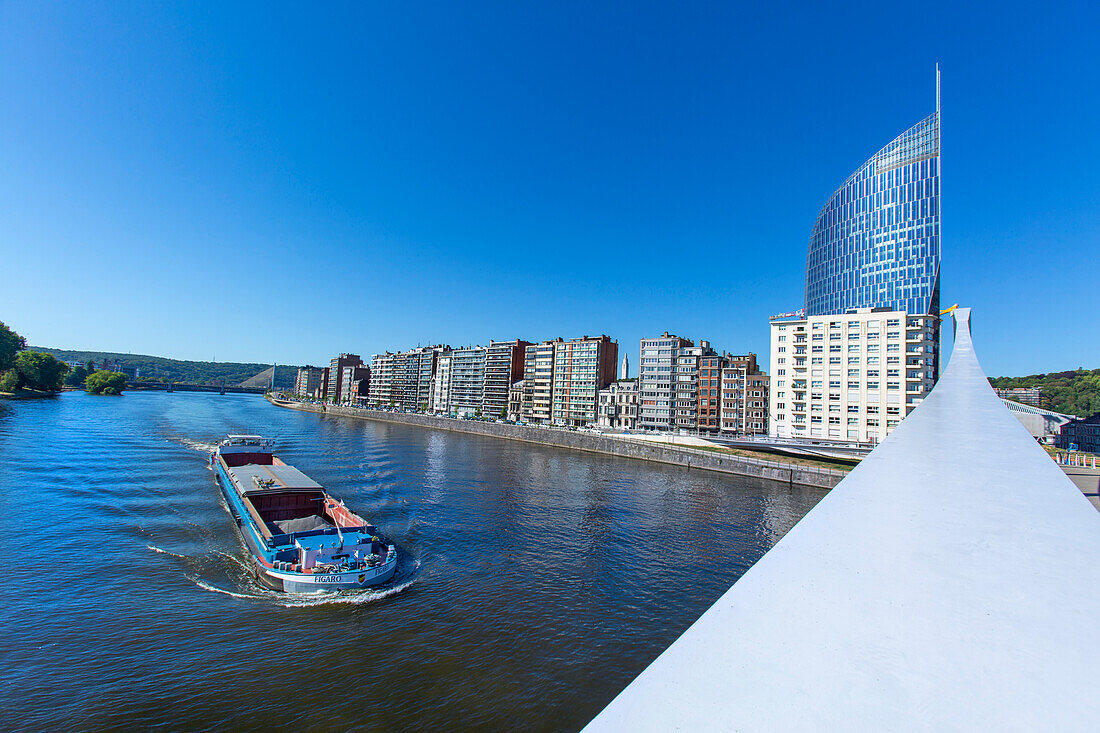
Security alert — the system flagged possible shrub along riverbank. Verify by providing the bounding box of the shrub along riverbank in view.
[0,321,69,395]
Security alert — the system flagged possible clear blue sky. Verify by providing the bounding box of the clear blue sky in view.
[1,1,1096,377]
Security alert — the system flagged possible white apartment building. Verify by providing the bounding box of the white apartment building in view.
[769,308,937,443]
[450,346,487,417]
[368,353,397,407]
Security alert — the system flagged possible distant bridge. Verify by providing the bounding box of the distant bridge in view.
[585,308,1100,730]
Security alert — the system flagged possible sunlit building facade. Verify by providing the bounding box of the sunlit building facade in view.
[771,68,942,443]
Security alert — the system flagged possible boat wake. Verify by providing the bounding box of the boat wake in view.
[189,576,260,600]
[183,556,421,607]
[178,437,218,454]
[279,573,419,608]
[146,544,190,560]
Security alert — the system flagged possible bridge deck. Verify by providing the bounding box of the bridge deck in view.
[585,308,1100,730]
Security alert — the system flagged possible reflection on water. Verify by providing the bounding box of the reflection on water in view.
[0,391,827,731]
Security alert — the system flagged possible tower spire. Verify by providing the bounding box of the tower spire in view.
[936,63,941,117]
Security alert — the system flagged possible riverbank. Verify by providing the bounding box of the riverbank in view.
[267,396,848,489]
[0,388,61,399]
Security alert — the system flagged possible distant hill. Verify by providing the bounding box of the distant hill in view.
[34,347,299,389]
[989,368,1100,418]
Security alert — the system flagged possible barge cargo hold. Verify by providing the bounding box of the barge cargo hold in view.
[210,435,397,593]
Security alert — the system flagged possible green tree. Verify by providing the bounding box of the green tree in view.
[85,370,127,395]
[64,364,90,387]
[0,321,26,372]
[0,369,18,393]
[14,351,69,392]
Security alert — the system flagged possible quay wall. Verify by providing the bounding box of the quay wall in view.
[268,397,846,490]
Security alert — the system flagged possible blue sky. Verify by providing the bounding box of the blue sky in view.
[1,1,1096,376]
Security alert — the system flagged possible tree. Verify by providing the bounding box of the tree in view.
[65,364,90,387]
[0,369,17,393]
[85,370,127,395]
[13,351,69,392]
[0,321,26,372]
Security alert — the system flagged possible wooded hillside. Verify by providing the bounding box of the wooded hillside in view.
[989,368,1100,417]
[33,347,299,388]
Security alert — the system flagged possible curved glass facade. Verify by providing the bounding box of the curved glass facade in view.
[804,112,940,317]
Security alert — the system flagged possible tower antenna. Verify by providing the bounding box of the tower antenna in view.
[936,62,941,117]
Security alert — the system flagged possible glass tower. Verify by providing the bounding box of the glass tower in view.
[804,80,941,319]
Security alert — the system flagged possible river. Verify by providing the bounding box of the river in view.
[0,391,826,731]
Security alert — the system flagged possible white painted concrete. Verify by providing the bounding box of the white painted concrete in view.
[585,309,1100,731]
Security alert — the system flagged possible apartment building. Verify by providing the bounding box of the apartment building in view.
[696,355,723,432]
[392,351,414,409]
[597,379,639,430]
[294,366,323,398]
[522,340,558,424]
[745,373,769,434]
[673,342,716,431]
[326,354,363,402]
[769,308,936,443]
[338,365,370,404]
[551,335,618,427]
[638,333,693,432]
[368,353,397,407]
[450,347,488,417]
[484,340,530,419]
[402,346,443,411]
[367,346,445,410]
[431,352,453,414]
[718,354,767,435]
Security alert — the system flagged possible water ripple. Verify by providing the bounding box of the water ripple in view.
[0,391,826,732]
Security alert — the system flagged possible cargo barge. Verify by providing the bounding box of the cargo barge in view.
[210,435,397,593]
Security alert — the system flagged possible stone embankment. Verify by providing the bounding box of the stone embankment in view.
[268,397,847,490]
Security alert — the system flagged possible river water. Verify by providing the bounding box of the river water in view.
[0,391,826,731]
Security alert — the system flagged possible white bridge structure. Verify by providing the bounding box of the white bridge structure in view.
[585,308,1100,730]
[1000,397,1077,440]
